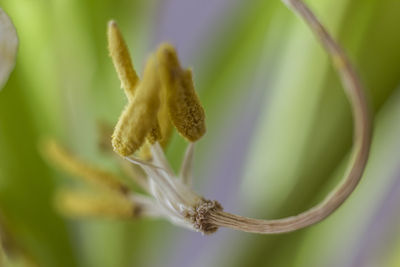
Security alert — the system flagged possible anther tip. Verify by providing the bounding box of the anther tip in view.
[157,43,180,70]
[158,42,175,51]
[157,43,176,58]
[108,20,118,28]
[112,137,134,157]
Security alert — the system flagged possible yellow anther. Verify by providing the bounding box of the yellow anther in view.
[138,142,153,160]
[108,20,138,100]
[156,84,173,147]
[145,77,173,150]
[147,121,162,145]
[56,190,136,219]
[157,43,206,142]
[112,54,161,156]
[141,102,172,160]
[41,139,129,194]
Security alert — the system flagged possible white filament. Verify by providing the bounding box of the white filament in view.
[125,142,202,231]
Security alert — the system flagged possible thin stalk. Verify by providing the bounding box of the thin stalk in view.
[208,0,372,234]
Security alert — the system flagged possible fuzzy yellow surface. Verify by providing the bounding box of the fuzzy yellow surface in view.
[56,190,135,219]
[112,55,161,156]
[42,140,128,193]
[156,83,174,147]
[107,20,138,101]
[157,44,206,142]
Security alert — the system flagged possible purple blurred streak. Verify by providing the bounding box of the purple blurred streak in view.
[176,33,281,265]
[158,34,273,267]
[162,75,268,267]
[349,169,400,267]
[148,1,273,266]
[152,0,240,65]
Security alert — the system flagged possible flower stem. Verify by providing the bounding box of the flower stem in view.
[207,0,372,234]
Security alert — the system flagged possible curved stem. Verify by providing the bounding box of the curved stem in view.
[208,0,372,234]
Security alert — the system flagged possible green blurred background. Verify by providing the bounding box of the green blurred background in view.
[1,0,400,266]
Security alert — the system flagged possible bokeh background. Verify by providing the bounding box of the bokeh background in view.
[1,0,400,266]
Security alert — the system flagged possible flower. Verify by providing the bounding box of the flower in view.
[42,0,371,236]
[42,20,221,235]
[107,20,221,233]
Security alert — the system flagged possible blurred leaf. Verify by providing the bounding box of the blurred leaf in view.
[224,0,400,266]
[294,87,400,267]
[0,71,77,267]
[0,0,158,266]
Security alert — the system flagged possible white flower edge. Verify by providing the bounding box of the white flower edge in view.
[0,7,18,90]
